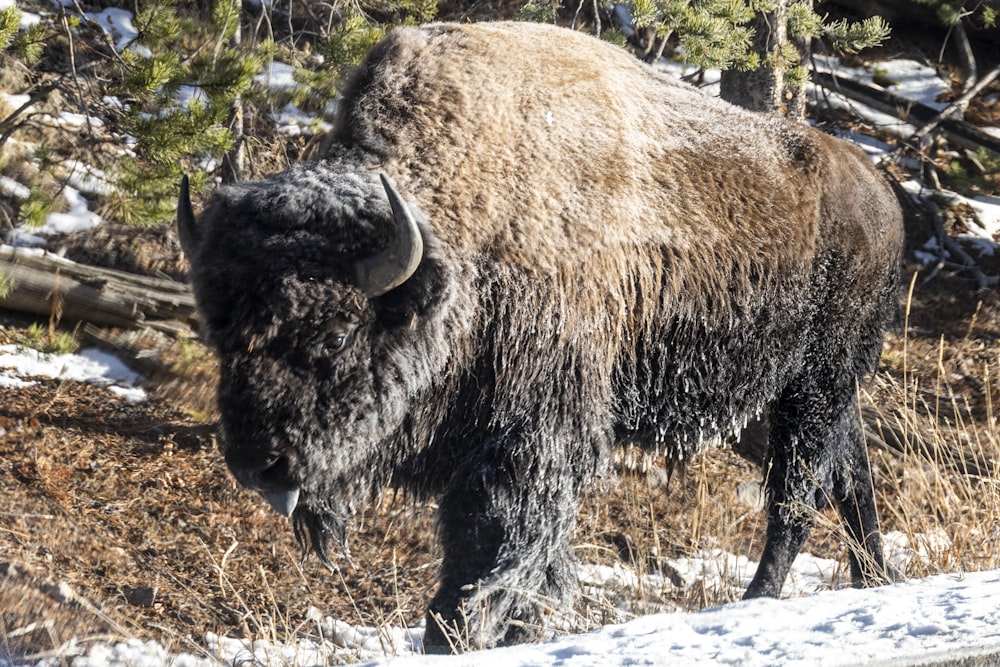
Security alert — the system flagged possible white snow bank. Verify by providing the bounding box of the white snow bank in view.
[900,179,1000,259]
[813,55,950,111]
[30,569,1000,667]
[363,570,1000,667]
[255,61,299,92]
[7,185,103,246]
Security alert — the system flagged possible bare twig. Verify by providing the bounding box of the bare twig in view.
[916,193,998,290]
[947,20,977,94]
[0,79,63,147]
[909,63,1000,147]
[811,70,1000,156]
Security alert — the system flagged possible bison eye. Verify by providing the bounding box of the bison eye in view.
[327,332,348,353]
[323,319,356,354]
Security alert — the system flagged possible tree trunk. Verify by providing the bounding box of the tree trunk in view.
[720,0,811,118]
[221,5,245,184]
[721,6,788,113]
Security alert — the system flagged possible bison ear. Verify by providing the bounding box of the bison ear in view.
[353,174,424,298]
[177,174,200,255]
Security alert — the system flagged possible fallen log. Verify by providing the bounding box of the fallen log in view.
[812,69,1000,156]
[0,244,196,334]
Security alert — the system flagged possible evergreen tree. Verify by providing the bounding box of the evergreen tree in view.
[522,0,889,117]
[0,0,437,231]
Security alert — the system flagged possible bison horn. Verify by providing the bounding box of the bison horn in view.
[354,174,424,297]
[176,174,199,254]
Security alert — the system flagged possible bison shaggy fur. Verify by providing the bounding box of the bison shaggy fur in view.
[178,21,904,651]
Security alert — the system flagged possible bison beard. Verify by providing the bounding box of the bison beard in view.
[178,21,904,653]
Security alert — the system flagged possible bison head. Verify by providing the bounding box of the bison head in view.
[177,161,435,562]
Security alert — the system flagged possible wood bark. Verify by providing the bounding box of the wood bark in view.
[720,7,790,114]
[0,245,196,334]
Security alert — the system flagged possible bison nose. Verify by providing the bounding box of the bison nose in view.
[261,487,299,518]
[231,451,301,518]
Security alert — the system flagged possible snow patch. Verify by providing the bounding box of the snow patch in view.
[255,61,299,92]
[0,344,145,402]
[0,0,41,28]
[900,179,1000,259]
[813,55,950,110]
[273,103,333,136]
[75,6,149,57]
[0,175,30,200]
[176,85,210,110]
[7,186,102,246]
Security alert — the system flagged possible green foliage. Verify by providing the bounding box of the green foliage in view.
[0,6,18,51]
[1,7,46,65]
[941,148,1000,195]
[134,3,182,46]
[983,4,997,27]
[322,13,388,76]
[785,2,822,39]
[527,0,889,77]
[912,0,999,28]
[670,0,760,70]
[17,188,53,228]
[823,16,891,55]
[0,270,12,300]
[20,323,78,355]
[0,0,444,230]
[601,28,630,47]
[13,23,46,64]
[101,0,267,225]
[517,0,563,23]
[293,0,438,119]
[121,50,182,96]
[212,0,241,41]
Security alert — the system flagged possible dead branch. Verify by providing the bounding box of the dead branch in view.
[812,70,1000,156]
[909,63,1000,148]
[0,245,196,334]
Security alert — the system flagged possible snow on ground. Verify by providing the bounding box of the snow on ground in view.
[813,55,951,111]
[900,179,1000,261]
[11,533,968,666]
[6,185,103,246]
[360,571,1000,667]
[0,343,146,402]
[256,61,300,93]
[808,55,954,141]
[72,4,148,56]
[26,564,1000,667]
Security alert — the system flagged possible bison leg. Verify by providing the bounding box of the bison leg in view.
[745,397,890,598]
[829,405,894,588]
[743,405,823,599]
[423,432,586,652]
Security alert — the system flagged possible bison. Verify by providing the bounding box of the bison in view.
[177,21,904,651]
